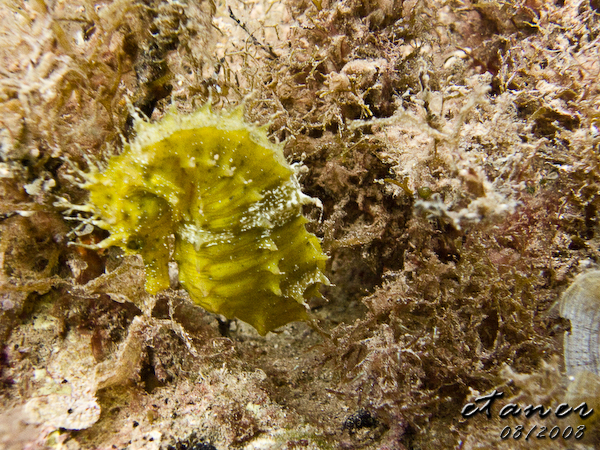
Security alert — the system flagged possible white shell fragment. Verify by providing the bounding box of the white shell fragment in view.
[560,270,600,376]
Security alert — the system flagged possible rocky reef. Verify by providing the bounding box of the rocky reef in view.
[0,0,599,448]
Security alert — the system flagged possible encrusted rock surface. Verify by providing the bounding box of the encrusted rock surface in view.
[1,0,599,448]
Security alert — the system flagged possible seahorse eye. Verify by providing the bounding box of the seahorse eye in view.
[135,193,171,224]
[115,191,172,232]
